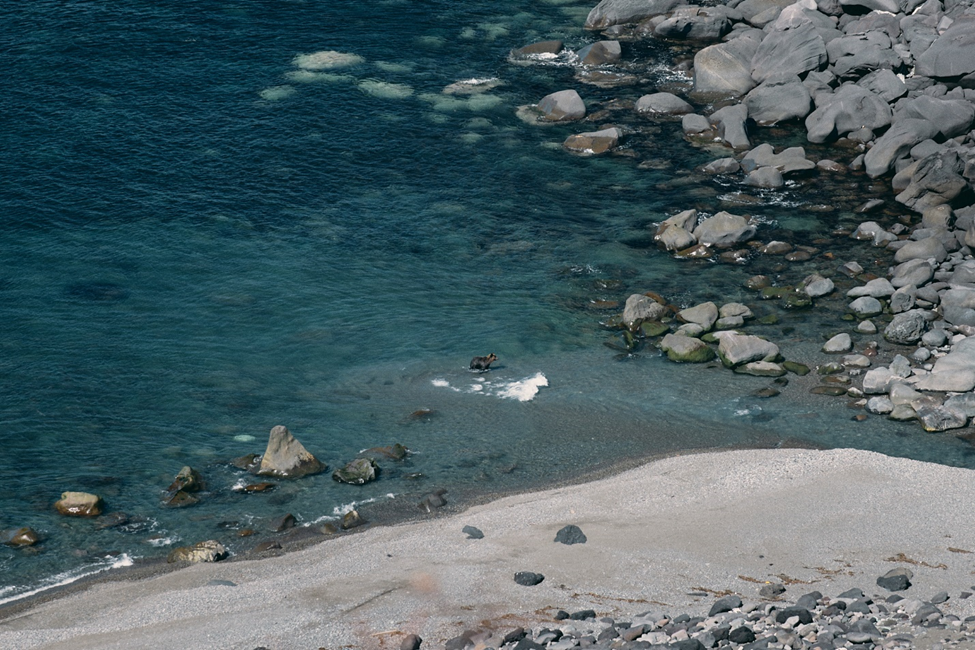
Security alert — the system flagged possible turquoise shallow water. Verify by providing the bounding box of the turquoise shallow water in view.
[2,0,975,602]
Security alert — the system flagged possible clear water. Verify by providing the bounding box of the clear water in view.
[2,0,974,603]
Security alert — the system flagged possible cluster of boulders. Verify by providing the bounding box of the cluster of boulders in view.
[611,290,812,382]
[510,0,975,438]
[2,426,416,565]
[581,0,975,214]
[411,568,973,650]
[516,0,975,251]
[793,203,975,430]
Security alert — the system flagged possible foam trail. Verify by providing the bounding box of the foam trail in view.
[0,554,135,607]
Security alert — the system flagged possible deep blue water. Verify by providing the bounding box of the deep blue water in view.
[2,0,975,603]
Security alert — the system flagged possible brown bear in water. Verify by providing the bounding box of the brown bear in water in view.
[469,353,498,371]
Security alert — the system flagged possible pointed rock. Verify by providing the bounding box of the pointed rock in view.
[257,425,325,479]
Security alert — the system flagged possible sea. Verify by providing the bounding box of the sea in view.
[2,0,974,605]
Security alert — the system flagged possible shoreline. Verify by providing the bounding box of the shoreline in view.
[3,446,975,648]
[0,439,825,623]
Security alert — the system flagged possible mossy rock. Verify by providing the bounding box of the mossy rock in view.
[817,362,844,375]
[782,293,812,309]
[659,333,716,363]
[640,321,669,337]
[758,314,779,325]
[810,385,849,396]
[782,361,810,376]
[760,286,794,300]
[332,458,379,485]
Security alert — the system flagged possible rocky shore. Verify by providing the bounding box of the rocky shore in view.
[512,0,975,441]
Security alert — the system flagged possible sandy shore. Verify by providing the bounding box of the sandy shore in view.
[2,447,975,650]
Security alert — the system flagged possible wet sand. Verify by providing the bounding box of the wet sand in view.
[2,447,975,650]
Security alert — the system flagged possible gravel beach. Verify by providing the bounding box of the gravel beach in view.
[3,447,975,649]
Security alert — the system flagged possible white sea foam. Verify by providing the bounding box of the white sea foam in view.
[358,79,414,99]
[496,372,548,401]
[258,85,296,101]
[233,434,256,442]
[431,372,548,401]
[145,535,179,547]
[0,553,135,607]
[292,50,365,70]
[308,493,397,524]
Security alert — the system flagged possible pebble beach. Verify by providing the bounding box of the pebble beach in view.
[3,448,975,649]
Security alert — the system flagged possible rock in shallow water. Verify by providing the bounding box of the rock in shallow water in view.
[257,425,325,479]
[659,333,716,363]
[54,491,103,517]
[332,458,379,485]
[167,540,227,564]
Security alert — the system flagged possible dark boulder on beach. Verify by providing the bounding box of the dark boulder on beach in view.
[256,425,325,479]
[709,594,742,616]
[462,525,484,539]
[514,571,545,586]
[554,524,587,545]
[877,567,913,591]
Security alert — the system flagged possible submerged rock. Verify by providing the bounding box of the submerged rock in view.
[257,425,325,479]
